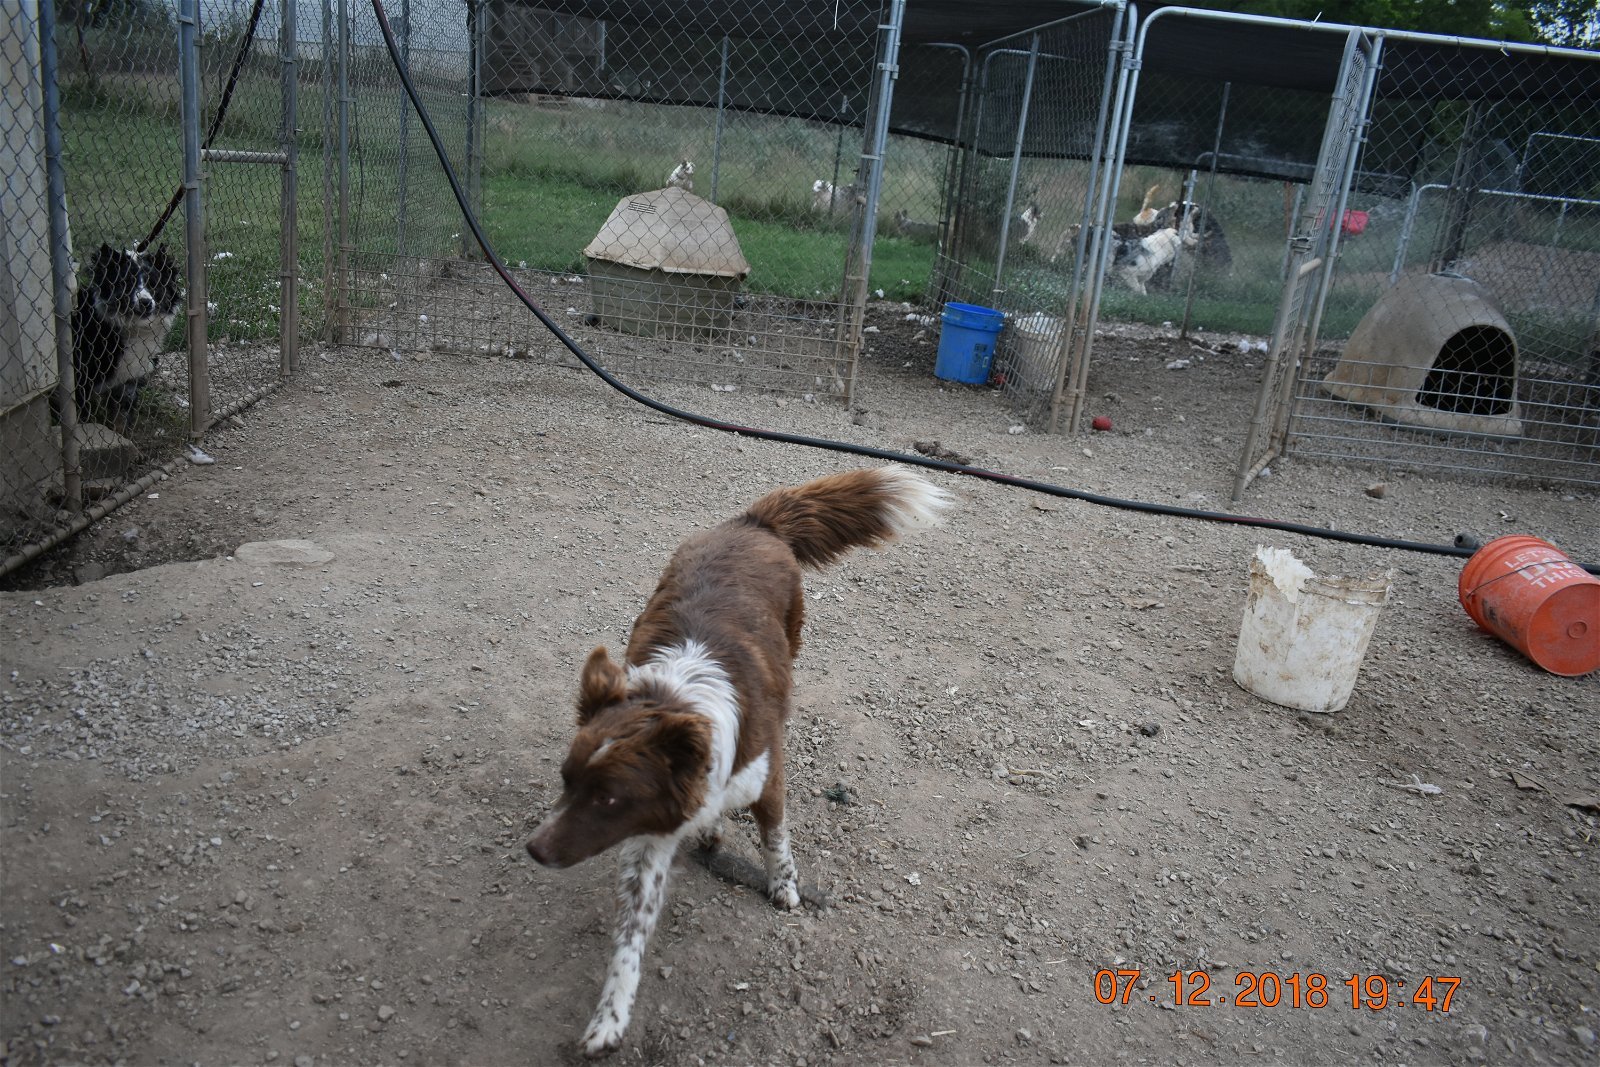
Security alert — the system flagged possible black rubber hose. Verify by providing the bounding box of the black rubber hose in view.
[366,0,1598,576]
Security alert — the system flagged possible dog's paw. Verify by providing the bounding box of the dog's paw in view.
[691,819,724,853]
[769,878,801,910]
[580,1018,625,1059]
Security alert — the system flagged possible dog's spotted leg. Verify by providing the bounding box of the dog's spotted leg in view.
[752,771,800,911]
[582,837,674,1058]
[760,821,801,910]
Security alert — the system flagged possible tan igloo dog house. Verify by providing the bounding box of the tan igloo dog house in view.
[583,186,750,340]
[1320,272,1522,436]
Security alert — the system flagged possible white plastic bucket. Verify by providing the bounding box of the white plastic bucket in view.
[1233,549,1393,713]
[1009,312,1063,388]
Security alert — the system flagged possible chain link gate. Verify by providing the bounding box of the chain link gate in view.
[1233,28,1378,501]
[330,0,892,403]
[1283,39,1600,487]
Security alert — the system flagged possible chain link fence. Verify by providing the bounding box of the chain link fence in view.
[8,1,1599,576]
[2,3,68,562]
[1086,11,1599,494]
[928,9,1123,427]
[332,0,887,401]
[1286,40,1600,486]
[3,0,299,577]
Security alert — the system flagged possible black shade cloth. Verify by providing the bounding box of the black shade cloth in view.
[482,0,1600,184]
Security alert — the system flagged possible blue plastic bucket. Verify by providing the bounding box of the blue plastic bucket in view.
[935,303,1006,384]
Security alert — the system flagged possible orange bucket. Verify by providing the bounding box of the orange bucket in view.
[1458,535,1600,677]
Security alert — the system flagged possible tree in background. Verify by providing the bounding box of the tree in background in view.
[54,0,168,30]
[1183,0,1597,47]
[1525,0,1600,47]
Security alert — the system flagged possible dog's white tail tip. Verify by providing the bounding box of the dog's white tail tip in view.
[876,466,954,534]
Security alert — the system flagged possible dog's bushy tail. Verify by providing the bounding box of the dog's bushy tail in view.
[744,467,951,569]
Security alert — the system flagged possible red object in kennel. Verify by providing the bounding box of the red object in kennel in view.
[1341,209,1370,236]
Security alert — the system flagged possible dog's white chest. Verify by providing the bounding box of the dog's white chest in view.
[721,751,771,811]
[111,320,170,386]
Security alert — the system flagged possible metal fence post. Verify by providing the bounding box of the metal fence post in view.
[837,0,905,406]
[321,0,337,334]
[335,0,351,343]
[177,0,210,434]
[38,0,80,514]
[990,34,1040,306]
[1061,2,1141,436]
[280,0,300,374]
[463,0,482,257]
[396,0,411,267]
[1049,0,1129,433]
[710,35,730,203]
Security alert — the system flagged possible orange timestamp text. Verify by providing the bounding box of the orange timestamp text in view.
[1093,969,1463,1012]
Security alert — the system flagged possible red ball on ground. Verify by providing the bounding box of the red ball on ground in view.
[1091,415,1113,432]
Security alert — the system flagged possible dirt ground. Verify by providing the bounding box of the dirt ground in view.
[3,304,1598,1067]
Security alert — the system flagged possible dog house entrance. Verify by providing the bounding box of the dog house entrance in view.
[1418,324,1517,416]
[1316,273,1524,437]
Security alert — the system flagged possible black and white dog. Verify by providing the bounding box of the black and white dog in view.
[68,243,183,428]
[1108,204,1198,295]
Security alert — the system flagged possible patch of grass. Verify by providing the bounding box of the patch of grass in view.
[59,76,333,346]
[484,171,934,303]
[483,177,616,275]
[482,96,939,302]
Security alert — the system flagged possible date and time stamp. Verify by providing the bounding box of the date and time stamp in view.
[1095,969,1463,1012]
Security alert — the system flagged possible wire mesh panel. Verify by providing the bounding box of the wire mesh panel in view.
[2,0,302,576]
[331,0,473,356]
[932,9,1120,424]
[335,0,886,401]
[1233,28,1377,499]
[196,0,300,415]
[1286,41,1600,487]
[46,0,197,465]
[2,2,71,559]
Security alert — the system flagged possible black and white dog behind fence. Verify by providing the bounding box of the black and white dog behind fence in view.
[66,243,183,428]
[1107,203,1198,296]
[1147,201,1231,291]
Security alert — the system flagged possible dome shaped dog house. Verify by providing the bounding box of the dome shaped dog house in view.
[1319,273,1522,437]
[583,187,750,340]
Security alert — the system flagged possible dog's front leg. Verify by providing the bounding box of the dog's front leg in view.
[582,837,675,1058]
[752,766,800,910]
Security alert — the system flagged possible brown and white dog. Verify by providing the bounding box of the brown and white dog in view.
[526,467,950,1057]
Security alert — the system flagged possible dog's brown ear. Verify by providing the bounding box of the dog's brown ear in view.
[652,711,711,810]
[576,646,626,723]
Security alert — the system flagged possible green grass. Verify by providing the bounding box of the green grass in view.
[60,78,331,346]
[480,97,941,303]
[56,67,1592,371]
[483,153,934,302]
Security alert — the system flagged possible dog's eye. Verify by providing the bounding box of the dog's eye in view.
[594,793,618,808]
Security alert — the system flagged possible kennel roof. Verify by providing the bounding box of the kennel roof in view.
[488,1,1600,182]
[583,187,751,279]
